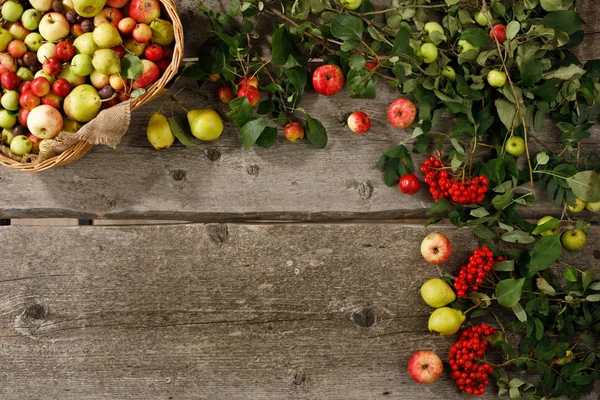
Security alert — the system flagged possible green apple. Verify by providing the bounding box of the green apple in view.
[423,22,445,46]
[585,201,600,212]
[561,229,586,251]
[21,8,43,30]
[505,136,525,157]
[566,196,586,213]
[64,84,101,122]
[474,10,493,26]
[0,110,16,129]
[58,64,86,86]
[73,0,106,17]
[457,39,480,54]
[123,37,146,56]
[71,53,93,76]
[17,66,34,81]
[34,70,56,84]
[536,216,559,236]
[2,128,14,145]
[9,135,32,155]
[340,0,361,10]
[36,42,56,64]
[91,49,121,75]
[149,18,174,46]
[73,32,98,56]
[1,90,20,111]
[38,12,70,42]
[441,65,456,81]
[24,32,44,52]
[92,21,122,48]
[0,28,12,52]
[89,69,109,88]
[417,43,438,64]
[487,70,507,87]
[187,108,223,141]
[1,1,24,22]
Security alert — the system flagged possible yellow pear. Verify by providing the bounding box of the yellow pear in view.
[187,108,223,141]
[421,278,456,308]
[428,307,465,335]
[146,112,174,149]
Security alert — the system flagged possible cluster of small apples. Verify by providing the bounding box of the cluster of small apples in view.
[536,196,599,251]
[0,0,175,157]
[414,9,509,89]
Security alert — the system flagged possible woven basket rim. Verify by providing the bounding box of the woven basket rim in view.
[0,0,184,172]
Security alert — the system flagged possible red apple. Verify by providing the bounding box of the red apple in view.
[0,53,17,74]
[207,73,221,82]
[347,111,370,134]
[117,17,136,35]
[7,40,27,58]
[70,23,84,37]
[399,173,420,194]
[55,40,75,61]
[312,64,344,96]
[28,104,63,139]
[93,7,124,28]
[420,233,452,264]
[18,108,30,127]
[31,76,50,97]
[132,59,159,89]
[52,77,70,96]
[111,45,126,58]
[7,21,31,41]
[156,58,169,74]
[42,56,62,76]
[387,98,416,128]
[132,23,152,43]
[218,86,233,104]
[236,75,258,89]
[19,81,32,94]
[237,84,260,106]
[27,133,41,153]
[283,121,304,142]
[490,24,507,43]
[128,0,160,24]
[365,60,377,70]
[407,351,443,384]
[1,71,20,90]
[19,91,40,110]
[106,0,129,8]
[41,92,63,108]
[144,43,163,61]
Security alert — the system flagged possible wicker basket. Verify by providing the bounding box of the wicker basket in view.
[0,0,184,172]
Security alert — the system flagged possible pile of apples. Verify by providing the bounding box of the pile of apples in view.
[0,0,175,158]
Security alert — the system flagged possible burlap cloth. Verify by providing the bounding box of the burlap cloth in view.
[0,99,132,163]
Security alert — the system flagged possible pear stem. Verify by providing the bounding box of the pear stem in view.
[463,299,482,315]
[169,96,189,113]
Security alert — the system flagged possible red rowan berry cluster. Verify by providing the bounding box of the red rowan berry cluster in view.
[453,246,504,298]
[420,156,489,204]
[449,323,496,395]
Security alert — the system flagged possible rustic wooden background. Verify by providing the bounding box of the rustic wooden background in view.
[0,0,599,399]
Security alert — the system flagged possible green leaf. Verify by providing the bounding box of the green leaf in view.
[271,26,294,65]
[331,15,364,41]
[536,277,557,296]
[240,118,269,149]
[495,99,517,130]
[564,266,578,282]
[520,59,544,86]
[460,28,493,47]
[501,230,536,244]
[586,294,600,302]
[181,63,206,80]
[530,234,562,271]
[121,54,143,79]
[255,126,277,148]
[512,303,527,322]
[472,224,496,240]
[168,116,197,147]
[285,66,307,96]
[305,114,327,149]
[567,171,600,202]
[532,218,559,235]
[542,64,586,80]
[542,10,583,34]
[582,269,596,292]
[534,317,544,340]
[348,54,366,70]
[494,260,515,272]
[589,282,600,291]
[226,97,253,127]
[541,0,574,11]
[391,25,413,57]
[506,21,520,40]
[495,278,525,308]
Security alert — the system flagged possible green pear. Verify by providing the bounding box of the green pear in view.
[149,19,174,46]
[72,0,106,17]
[58,64,86,86]
[64,84,101,122]
[1,128,14,145]
[147,112,174,149]
[73,32,98,56]
[62,117,81,132]
[421,278,456,308]
[91,49,121,75]
[428,307,465,336]
[92,22,122,48]
[187,109,223,141]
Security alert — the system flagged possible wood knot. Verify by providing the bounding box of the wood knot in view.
[246,164,259,176]
[352,308,376,328]
[358,181,373,199]
[292,372,306,386]
[170,169,186,181]
[208,224,229,244]
[206,148,221,161]
[593,250,600,260]
[25,303,47,321]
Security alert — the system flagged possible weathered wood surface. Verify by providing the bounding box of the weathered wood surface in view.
[1,223,598,399]
[0,0,598,221]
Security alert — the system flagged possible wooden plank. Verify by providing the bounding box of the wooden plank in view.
[0,0,598,220]
[0,223,598,399]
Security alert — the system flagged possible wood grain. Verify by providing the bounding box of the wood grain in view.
[0,223,598,399]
